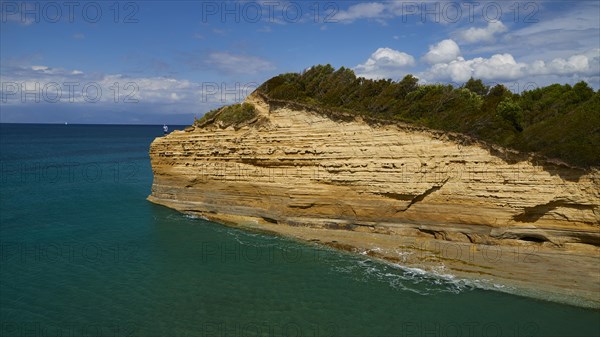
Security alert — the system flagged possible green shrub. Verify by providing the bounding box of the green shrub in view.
[464,77,489,96]
[249,64,599,167]
[497,97,524,131]
[196,103,256,128]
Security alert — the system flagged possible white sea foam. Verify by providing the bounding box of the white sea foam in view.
[326,249,520,297]
[183,214,207,220]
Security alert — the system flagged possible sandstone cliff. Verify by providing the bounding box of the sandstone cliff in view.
[148,92,600,307]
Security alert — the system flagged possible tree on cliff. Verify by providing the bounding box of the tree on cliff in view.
[254,66,599,167]
[463,77,489,96]
[497,97,524,132]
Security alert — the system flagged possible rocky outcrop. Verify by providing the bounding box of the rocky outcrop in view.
[148,92,600,307]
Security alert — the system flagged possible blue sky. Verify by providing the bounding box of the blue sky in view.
[1,0,599,124]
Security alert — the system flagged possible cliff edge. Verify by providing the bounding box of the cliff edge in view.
[148,92,600,307]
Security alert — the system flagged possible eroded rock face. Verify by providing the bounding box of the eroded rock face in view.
[148,93,600,306]
[149,93,599,247]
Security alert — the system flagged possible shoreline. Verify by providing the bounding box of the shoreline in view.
[146,92,599,310]
[148,196,600,309]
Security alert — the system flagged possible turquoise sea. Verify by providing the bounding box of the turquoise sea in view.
[0,123,598,337]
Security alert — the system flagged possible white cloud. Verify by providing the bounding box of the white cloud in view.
[528,49,599,76]
[420,49,600,85]
[2,65,227,106]
[457,21,508,44]
[423,39,461,65]
[331,2,523,25]
[354,47,415,79]
[422,54,526,83]
[335,3,388,22]
[468,2,599,62]
[509,2,597,37]
[0,62,263,120]
[257,25,272,33]
[354,41,598,86]
[204,52,275,75]
[474,54,527,80]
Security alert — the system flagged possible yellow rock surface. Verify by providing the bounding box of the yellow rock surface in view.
[148,92,600,307]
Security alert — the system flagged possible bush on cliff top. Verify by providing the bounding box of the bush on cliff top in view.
[253,64,599,168]
[196,103,256,128]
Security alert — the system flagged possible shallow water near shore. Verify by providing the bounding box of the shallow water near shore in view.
[1,123,598,337]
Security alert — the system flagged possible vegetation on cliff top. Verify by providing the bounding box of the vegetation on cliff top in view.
[254,65,599,168]
[196,102,256,128]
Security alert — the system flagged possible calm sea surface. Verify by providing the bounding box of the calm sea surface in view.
[1,123,598,337]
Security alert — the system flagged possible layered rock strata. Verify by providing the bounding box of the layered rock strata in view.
[148,93,600,307]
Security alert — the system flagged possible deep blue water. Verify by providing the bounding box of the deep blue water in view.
[0,123,598,337]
